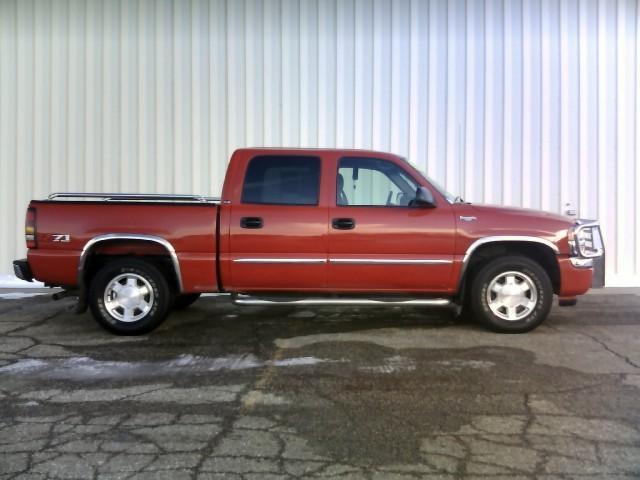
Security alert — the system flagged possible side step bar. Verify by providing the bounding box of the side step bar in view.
[232,294,451,307]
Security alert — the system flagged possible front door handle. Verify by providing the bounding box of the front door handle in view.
[240,217,263,229]
[332,218,355,230]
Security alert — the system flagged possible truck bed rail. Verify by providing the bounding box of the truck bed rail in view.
[47,192,220,204]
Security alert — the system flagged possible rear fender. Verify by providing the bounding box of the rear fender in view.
[78,234,183,297]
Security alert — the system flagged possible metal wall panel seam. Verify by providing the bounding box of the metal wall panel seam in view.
[446,0,465,195]
[597,0,618,280]
[16,0,34,256]
[210,0,227,193]
[464,0,485,203]
[85,0,102,193]
[636,0,640,277]
[615,0,636,277]
[354,0,373,149]
[484,0,503,206]
[427,0,446,181]
[0,1,15,272]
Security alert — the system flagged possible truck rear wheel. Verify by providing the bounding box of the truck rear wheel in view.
[469,255,553,333]
[88,258,172,335]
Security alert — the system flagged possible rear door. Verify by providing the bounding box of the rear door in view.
[328,156,455,293]
[228,154,328,291]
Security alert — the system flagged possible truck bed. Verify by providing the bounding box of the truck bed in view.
[27,197,220,293]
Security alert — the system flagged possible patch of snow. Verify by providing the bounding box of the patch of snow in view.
[242,390,290,405]
[166,353,262,371]
[623,374,640,389]
[168,353,200,367]
[0,359,48,373]
[272,356,325,367]
[0,274,44,288]
[432,359,495,371]
[360,355,416,374]
[0,292,49,299]
[0,354,328,380]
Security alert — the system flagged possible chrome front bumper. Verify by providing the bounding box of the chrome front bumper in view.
[569,257,594,268]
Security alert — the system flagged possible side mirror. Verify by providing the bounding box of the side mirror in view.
[414,186,436,208]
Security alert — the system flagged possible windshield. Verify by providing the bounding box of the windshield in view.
[402,158,460,204]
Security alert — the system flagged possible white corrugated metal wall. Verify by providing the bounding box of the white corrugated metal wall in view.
[0,0,638,286]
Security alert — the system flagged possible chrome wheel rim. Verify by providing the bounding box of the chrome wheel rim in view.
[104,273,154,323]
[486,271,537,321]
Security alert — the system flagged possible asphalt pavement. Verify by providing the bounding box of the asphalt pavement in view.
[1,288,639,479]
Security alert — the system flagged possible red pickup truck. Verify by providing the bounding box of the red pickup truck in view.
[13,148,603,335]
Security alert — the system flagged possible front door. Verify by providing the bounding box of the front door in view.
[228,154,328,291]
[328,156,455,293]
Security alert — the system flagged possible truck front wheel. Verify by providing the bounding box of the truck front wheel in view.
[88,258,172,335]
[470,255,553,333]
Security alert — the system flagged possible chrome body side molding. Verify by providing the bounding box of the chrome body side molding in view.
[329,258,452,265]
[233,258,326,264]
[232,294,451,307]
[78,233,183,292]
[233,258,452,265]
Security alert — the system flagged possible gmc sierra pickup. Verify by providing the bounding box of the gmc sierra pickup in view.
[13,148,603,335]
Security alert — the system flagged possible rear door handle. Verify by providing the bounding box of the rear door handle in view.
[240,217,263,229]
[332,218,355,230]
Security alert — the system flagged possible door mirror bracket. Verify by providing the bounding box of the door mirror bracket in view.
[413,187,437,208]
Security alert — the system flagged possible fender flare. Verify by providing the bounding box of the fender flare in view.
[457,236,560,292]
[77,233,183,292]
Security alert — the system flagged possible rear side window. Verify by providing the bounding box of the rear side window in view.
[241,155,321,205]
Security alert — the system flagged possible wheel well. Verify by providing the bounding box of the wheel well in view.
[461,241,560,297]
[81,240,180,293]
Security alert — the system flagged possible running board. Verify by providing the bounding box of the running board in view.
[232,294,451,307]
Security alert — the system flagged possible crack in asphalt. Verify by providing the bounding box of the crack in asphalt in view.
[578,331,640,370]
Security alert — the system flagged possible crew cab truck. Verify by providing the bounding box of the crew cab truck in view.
[13,148,604,335]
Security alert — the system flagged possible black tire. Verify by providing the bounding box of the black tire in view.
[173,293,201,310]
[469,255,553,333]
[88,258,172,335]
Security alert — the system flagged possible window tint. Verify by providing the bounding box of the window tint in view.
[337,157,418,207]
[242,155,321,205]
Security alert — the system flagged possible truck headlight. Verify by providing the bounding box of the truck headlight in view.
[568,221,604,258]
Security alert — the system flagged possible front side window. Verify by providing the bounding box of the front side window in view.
[337,157,418,207]
[242,155,321,205]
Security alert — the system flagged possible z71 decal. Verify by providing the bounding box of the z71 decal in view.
[51,234,70,242]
